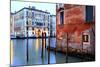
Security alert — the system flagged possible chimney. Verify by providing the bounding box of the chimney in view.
[15,11,16,13]
[29,6,31,8]
[45,10,48,12]
[32,6,35,9]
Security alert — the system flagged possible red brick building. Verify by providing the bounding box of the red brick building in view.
[56,4,95,55]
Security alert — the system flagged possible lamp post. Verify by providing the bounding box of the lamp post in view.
[66,33,68,63]
[26,16,29,64]
[48,28,50,64]
[81,32,83,62]
[41,32,44,58]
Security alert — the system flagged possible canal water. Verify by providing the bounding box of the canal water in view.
[10,38,82,66]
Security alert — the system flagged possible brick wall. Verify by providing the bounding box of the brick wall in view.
[56,4,95,55]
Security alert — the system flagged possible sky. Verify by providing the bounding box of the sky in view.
[11,1,56,15]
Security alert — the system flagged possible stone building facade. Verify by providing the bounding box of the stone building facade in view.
[11,6,50,37]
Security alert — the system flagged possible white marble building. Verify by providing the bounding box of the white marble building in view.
[11,6,50,37]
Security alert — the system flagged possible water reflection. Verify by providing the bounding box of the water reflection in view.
[11,40,26,65]
[10,40,13,65]
[10,38,82,66]
[10,38,57,66]
[35,39,39,52]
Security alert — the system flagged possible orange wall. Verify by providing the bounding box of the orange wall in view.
[64,5,85,24]
[56,4,94,43]
[56,4,95,54]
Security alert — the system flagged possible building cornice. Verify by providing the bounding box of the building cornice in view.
[12,7,50,15]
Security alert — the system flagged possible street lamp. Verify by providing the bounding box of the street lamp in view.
[47,21,51,64]
[48,27,50,64]
[26,16,29,64]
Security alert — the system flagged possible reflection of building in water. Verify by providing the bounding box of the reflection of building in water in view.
[56,4,95,55]
[10,40,14,64]
[35,39,39,51]
[11,6,50,37]
[11,13,15,37]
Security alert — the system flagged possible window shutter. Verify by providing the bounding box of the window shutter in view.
[85,6,94,23]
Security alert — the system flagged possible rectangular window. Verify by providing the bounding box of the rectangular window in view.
[82,35,89,42]
[60,11,64,25]
[32,22,34,25]
[48,15,49,22]
[32,12,34,18]
[36,22,43,26]
[85,6,94,22]
[29,12,32,18]
[26,11,28,17]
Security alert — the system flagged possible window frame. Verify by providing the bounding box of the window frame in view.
[59,10,64,25]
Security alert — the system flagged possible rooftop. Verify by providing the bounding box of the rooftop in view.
[12,6,50,15]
